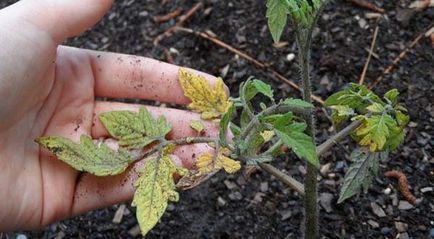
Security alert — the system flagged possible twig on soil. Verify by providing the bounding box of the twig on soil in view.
[259,163,305,195]
[154,2,203,45]
[174,27,325,105]
[359,26,379,85]
[384,170,417,204]
[153,8,183,23]
[350,0,385,14]
[369,24,434,89]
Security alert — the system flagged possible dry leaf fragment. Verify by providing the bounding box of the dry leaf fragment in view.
[178,68,232,120]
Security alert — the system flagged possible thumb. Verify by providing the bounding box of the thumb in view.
[1,0,113,43]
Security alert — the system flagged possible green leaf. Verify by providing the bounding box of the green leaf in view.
[240,108,251,128]
[355,114,397,151]
[246,132,265,156]
[36,135,133,176]
[282,98,314,108]
[252,79,274,99]
[384,89,399,105]
[395,110,409,127]
[219,104,236,145]
[190,120,205,133]
[100,107,172,149]
[386,126,405,151]
[338,147,389,203]
[261,112,294,130]
[266,0,289,43]
[133,155,186,236]
[230,123,241,137]
[275,123,319,168]
[325,83,382,110]
[242,80,258,102]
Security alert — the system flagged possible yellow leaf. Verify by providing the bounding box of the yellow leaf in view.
[219,154,241,173]
[196,153,215,173]
[195,148,241,174]
[260,130,275,142]
[178,68,232,120]
[133,155,185,236]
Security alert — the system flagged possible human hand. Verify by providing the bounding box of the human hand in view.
[0,0,221,231]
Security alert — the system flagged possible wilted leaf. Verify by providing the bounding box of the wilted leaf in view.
[36,135,133,176]
[338,147,389,203]
[99,108,171,149]
[266,0,290,43]
[275,122,319,168]
[190,120,205,133]
[178,68,232,120]
[133,155,186,236]
[355,114,397,151]
[196,148,241,174]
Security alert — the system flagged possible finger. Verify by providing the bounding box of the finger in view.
[91,101,219,140]
[62,46,225,104]
[0,0,112,43]
[71,143,213,215]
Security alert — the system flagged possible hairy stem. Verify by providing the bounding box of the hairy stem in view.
[297,30,318,239]
[316,120,363,156]
[259,163,305,195]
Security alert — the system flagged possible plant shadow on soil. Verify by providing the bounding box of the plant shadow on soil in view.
[1,0,433,238]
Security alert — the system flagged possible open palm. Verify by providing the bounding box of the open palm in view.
[0,0,219,231]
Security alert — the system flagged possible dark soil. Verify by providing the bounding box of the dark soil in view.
[1,0,433,238]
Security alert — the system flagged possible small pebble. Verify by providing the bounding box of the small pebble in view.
[381,227,391,235]
[367,219,380,228]
[286,53,296,62]
[320,193,334,213]
[398,201,414,210]
[280,209,292,221]
[228,191,243,201]
[395,221,408,232]
[384,188,391,195]
[224,180,238,190]
[358,18,367,28]
[260,182,269,192]
[371,202,386,217]
[217,196,227,207]
[398,232,409,239]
